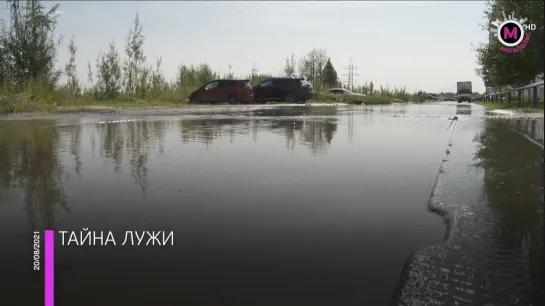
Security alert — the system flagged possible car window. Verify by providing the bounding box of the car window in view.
[458,89,472,94]
[241,81,252,88]
[274,79,293,86]
[260,80,273,87]
[205,81,219,90]
[218,80,237,88]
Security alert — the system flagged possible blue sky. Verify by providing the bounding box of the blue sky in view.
[1,1,490,93]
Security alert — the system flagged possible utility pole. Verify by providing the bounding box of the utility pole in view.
[343,58,359,92]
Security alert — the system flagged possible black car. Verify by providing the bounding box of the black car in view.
[252,77,314,103]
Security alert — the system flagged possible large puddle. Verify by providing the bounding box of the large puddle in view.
[0,102,543,306]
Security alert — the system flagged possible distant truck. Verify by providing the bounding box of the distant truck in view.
[456,81,472,103]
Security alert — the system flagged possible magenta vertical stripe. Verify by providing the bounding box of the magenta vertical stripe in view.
[45,230,54,306]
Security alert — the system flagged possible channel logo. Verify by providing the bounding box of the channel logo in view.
[490,10,536,54]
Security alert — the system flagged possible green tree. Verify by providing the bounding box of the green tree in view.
[95,40,122,100]
[322,58,339,87]
[149,57,167,98]
[0,20,7,85]
[64,35,80,95]
[224,64,234,79]
[298,48,328,86]
[246,64,271,85]
[123,12,146,97]
[1,0,62,88]
[86,60,93,95]
[475,0,544,88]
[283,53,296,77]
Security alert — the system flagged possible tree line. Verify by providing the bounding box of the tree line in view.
[0,0,425,111]
[474,0,544,91]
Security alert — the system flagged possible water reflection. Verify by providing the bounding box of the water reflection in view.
[266,119,304,151]
[248,105,338,117]
[179,117,338,156]
[473,120,544,302]
[0,115,339,215]
[298,119,337,155]
[0,120,68,231]
[456,104,472,116]
[180,118,252,146]
[93,120,168,197]
[506,118,544,145]
[59,124,83,178]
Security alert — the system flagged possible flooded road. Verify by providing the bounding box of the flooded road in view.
[1,102,543,306]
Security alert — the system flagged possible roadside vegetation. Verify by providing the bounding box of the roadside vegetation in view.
[474,0,544,110]
[477,100,544,113]
[0,0,443,114]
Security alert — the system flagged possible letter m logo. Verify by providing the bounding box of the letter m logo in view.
[503,27,518,40]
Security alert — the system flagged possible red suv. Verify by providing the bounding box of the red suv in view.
[188,79,254,104]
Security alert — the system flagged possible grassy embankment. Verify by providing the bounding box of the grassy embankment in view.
[476,99,544,112]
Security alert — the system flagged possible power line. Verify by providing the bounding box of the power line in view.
[343,58,359,92]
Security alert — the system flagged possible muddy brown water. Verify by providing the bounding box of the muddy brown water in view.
[0,102,543,306]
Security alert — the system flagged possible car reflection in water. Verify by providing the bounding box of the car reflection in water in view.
[456,103,472,116]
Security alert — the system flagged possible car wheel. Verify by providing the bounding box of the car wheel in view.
[228,96,237,105]
[285,94,294,103]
